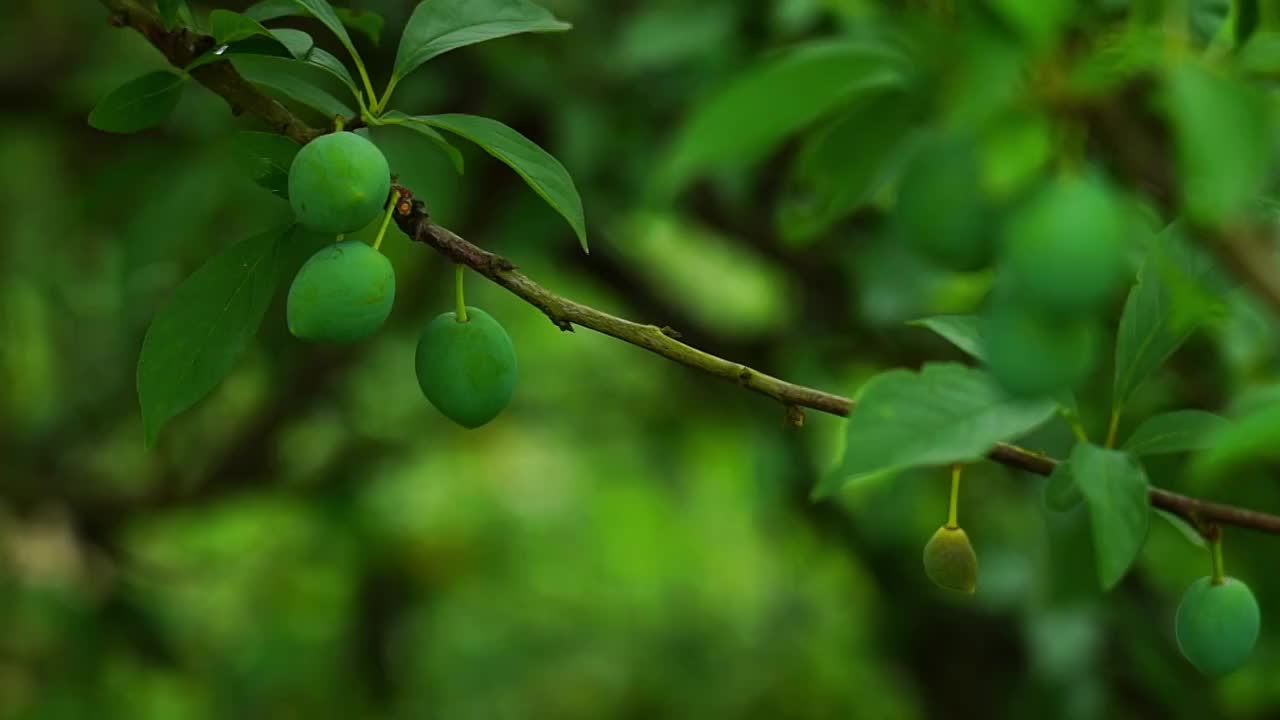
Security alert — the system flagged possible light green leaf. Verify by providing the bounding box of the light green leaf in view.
[908,315,985,362]
[815,363,1057,498]
[233,55,355,118]
[137,226,293,445]
[381,111,465,174]
[1164,62,1272,223]
[88,71,187,134]
[1239,32,1280,74]
[230,131,301,198]
[1070,443,1150,590]
[415,113,586,251]
[1113,230,1218,411]
[1122,409,1229,456]
[391,0,570,91]
[245,0,385,45]
[1154,508,1208,549]
[660,39,910,191]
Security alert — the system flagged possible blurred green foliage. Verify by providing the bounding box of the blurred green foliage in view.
[5,0,1280,718]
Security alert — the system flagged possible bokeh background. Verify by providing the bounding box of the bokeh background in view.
[4,1,1280,718]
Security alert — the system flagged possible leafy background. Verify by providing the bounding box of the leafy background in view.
[4,0,1280,718]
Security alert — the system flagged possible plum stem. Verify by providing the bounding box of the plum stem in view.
[947,464,961,530]
[455,265,469,323]
[371,190,401,252]
[1210,532,1226,585]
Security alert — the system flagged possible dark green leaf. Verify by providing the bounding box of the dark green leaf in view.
[302,47,360,100]
[287,0,359,61]
[230,131,301,198]
[1044,460,1084,512]
[245,0,385,45]
[908,315,985,362]
[815,363,1057,498]
[189,27,314,70]
[381,111,465,174]
[1154,509,1208,549]
[660,39,910,191]
[137,226,293,445]
[416,113,586,251]
[1236,0,1261,47]
[88,71,187,134]
[210,9,277,44]
[1113,230,1217,411]
[233,55,355,118]
[157,0,194,30]
[1070,443,1150,590]
[1192,385,1280,479]
[391,0,570,90]
[1122,409,1230,456]
[776,88,921,243]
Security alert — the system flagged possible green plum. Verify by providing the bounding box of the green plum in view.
[895,132,995,272]
[287,241,395,343]
[985,304,1099,398]
[415,307,517,429]
[1176,576,1261,676]
[1001,174,1129,317]
[289,132,391,233]
[923,525,978,594]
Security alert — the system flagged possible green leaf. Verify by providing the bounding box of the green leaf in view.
[302,47,360,101]
[245,0,385,45]
[1154,508,1208,549]
[233,55,355,118]
[210,9,278,44]
[230,131,301,198]
[1237,0,1261,47]
[391,0,570,91]
[287,0,359,60]
[1112,231,1217,411]
[815,363,1057,498]
[776,87,922,243]
[1070,443,1150,590]
[415,113,586,251]
[157,0,194,30]
[1164,62,1272,223]
[1191,385,1280,479]
[137,226,293,445]
[1189,0,1231,45]
[660,39,910,191]
[1043,460,1084,512]
[88,71,187,134]
[908,315,985,362]
[381,111,465,174]
[189,24,314,70]
[1122,409,1230,456]
[1239,32,1280,73]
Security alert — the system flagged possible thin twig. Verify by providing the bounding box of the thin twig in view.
[96,0,1280,537]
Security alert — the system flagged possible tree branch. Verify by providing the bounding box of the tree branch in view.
[96,2,1280,537]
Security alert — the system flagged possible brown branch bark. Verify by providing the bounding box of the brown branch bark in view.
[94,0,1280,537]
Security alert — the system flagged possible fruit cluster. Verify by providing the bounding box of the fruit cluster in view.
[895,133,1129,399]
[284,131,517,428]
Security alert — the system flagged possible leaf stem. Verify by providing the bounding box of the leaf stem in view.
[1105,409,1121,449]
[947,464,962,529]
[350,54,379,113]
[371,190,401,252]
[455,264,469,323]
[1210,531,1226,584]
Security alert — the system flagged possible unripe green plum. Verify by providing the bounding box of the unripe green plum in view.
[895,133,995,272]
[415,307,517,429]
[1176,576,1260,676]
[287,241,395,343]
[289,132,391,233]
[923,525,978,594]
[985,304,1099,399]
[1001,174,1128,317]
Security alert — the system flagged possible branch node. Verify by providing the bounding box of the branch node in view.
[784,405,806,428]
[737,367,752,385]
[108,12,127,27]
[660,326,682,339]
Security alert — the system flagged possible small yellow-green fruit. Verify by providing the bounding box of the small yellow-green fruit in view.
[1176,576,1260,676]
[415,307,517,429]
[923,525,978,594]
[288,131,391,233]
[287,241,395,343]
